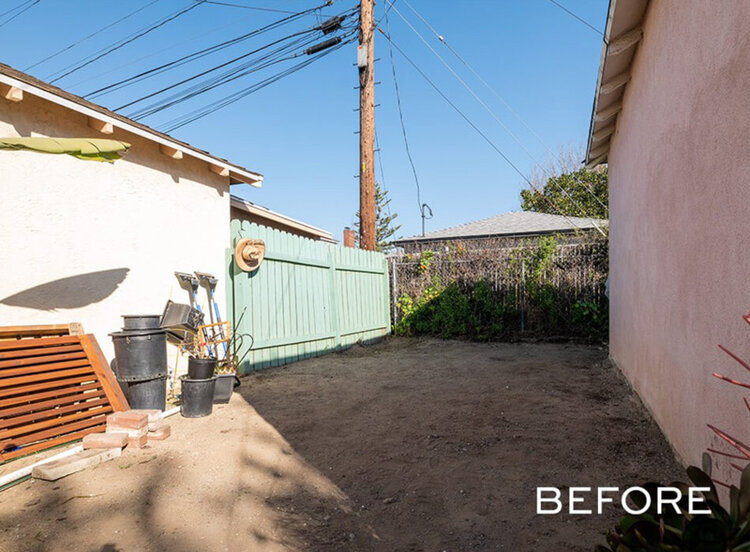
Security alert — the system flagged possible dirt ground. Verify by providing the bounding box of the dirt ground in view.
[0,337,684,551]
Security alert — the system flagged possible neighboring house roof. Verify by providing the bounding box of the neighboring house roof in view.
[230,195,336,243]
[585,0,649,167]
[0,62,262,187]
[393,211,607,244]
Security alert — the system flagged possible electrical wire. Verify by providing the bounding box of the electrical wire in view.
[0,0,40,29]
[546,0,603,37]
[48,1,207,84]
[119,16,355,115]
[24,0,162,71]
[383,0,605,230]
[195,0,335,17]
[0,0,33,19]
[86,3,335,100]
[127,31,322,119]
[68,7,287,90]
[396,0,608,215]
[193,0,297,14]
[377,28,586,232]
[383,6,423,220]
[159,35,352,132]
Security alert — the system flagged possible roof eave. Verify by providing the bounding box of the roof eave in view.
[0,71,263,188]
[585,0,649,168]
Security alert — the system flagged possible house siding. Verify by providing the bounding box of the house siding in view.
[608,0,750,472]
[0,92,230,361]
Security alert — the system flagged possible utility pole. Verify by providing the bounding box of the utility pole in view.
[358,0,376,251]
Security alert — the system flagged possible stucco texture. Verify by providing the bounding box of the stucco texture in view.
[608,1,750,471]
[0,91,230,361]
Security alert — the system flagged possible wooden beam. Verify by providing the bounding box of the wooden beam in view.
[595,101,622,123]
[607,27,643,57]
[588,143,609,160]
[209,164,229,177]
[0,83,23,102]
[587,152,608,168]
[87,117,114,135]
[592,124,616,143]
[159,144,183,159]
[600,71,631,95]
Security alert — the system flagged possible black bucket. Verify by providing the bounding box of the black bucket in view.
[188,357,216,380]
[110,329,167,381]
[180,376,216,418]
[122,314,161,331]
[120,376,167,411]
[213,373,237,404]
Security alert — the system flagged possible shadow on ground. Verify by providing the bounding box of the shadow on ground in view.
[0,337,683,552]
[239,337,684,551]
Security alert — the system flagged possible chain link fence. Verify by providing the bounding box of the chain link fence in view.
[388,237,608,341]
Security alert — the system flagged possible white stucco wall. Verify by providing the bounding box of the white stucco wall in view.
[0,92,231,363]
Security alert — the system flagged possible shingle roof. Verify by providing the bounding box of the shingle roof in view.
[394,211,607,243]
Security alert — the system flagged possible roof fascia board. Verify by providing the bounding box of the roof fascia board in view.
[0,73,263,188]
[230,196,333,241]
[585,0,617,166]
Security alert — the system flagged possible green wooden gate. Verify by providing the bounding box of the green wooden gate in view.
[227,220,391,374]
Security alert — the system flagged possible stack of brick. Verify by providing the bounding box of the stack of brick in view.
[33,410,173,481]
[82,409,171,451]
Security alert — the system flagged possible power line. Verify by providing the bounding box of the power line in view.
[377,28,586,232]
[195,0,335,16]
[0,0,40,29]
[383,6,424,225]
[159,36,352,132]
[49,1,207,84]
[24,0,162,71]
[546,0,603,37]
[86,3,333,100]
[396,0,608,215]
[127,31,322,119]
[383,0,605,230]
[116,17,347,113]
[0,0,33,19]
[67,10,267,90]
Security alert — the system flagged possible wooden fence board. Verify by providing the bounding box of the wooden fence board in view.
[230,223,390,374]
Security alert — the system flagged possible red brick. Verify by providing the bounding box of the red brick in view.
[82,432,128,450]
[128,433,148,448]
[148,425,171,441]
[107,425,148,438]
[106,411,147,430]
[128,409,164,431]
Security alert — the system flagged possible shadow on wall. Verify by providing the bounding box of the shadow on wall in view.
[0,268,130,310]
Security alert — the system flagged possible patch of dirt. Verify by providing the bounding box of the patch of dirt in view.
[243,337,684,551]
[0,338,684,551]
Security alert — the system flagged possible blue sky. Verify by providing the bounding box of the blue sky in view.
[0,0,608,240]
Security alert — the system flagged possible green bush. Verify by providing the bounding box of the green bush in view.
[393,237,608,342]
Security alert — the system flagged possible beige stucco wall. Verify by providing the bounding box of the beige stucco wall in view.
[608,1,750,471]
[0,92,231,363]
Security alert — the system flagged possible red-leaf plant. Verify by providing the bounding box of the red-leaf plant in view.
[708,312,750,488]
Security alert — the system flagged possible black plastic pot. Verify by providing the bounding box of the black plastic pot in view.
[188,357,216,380]
[122,314,161,331]
[110,329,167,381]
[120,376,167,411]
[213,373,237,404]
[180,376,216,418]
